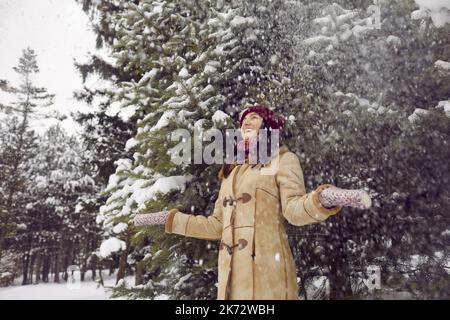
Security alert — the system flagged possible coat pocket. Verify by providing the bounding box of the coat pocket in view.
[255,175,278,199]
[255,185,279,199]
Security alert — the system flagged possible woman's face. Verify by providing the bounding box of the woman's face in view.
[241,112,263,139]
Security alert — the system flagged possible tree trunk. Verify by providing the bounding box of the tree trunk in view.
[135,263,144,286]
[63,255,69,282]
[35,254,42,283]
[90,253,98,281]
[49,256,53,281]
[328,264,352,299]
[54,231,65,283]
[91,266,96,281]
[299,276,308,300]
[0,235,5,264]
[28,254,36,284]
[54,255,60,283]
[98,268,104,286]
[116,251,128,284]
[116,234,130,285]
[42,255,50,283]
[109,262,114,276]
[22,253,30,285]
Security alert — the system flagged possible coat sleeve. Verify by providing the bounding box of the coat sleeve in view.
[164,186,223,241]
[275,151,342,226]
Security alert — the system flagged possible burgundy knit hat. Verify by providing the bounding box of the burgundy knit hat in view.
[239,105,285,130]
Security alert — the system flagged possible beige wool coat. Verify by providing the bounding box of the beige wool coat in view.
[165,145,342,300]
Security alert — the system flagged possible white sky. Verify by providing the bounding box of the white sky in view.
[0,0,110,136]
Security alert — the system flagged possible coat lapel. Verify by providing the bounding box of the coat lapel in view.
[231,164,242,199]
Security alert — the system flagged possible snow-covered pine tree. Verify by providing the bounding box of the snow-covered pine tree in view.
[72,1,139,284]
[94,0,232,299]
[286,0,450,299]
[0,47,54,265]
[77,0,449,299]
[208,0,296,113]
[95,0,311,299]
[0,117,37,285]
[11,124,100,284]
[73,0,139,286]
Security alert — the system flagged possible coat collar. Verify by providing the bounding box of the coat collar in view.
[231,144,289,175]
[218,145,290,181]
[252,144,290,169]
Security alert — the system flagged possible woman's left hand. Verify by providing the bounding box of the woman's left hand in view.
[319,186,372,209]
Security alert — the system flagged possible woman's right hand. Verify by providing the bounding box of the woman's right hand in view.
[133,210,170,226]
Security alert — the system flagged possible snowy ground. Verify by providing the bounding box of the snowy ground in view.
[0,271,132,300]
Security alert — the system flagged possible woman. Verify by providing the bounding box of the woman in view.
[134,104,371,300]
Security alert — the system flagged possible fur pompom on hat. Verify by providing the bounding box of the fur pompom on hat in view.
[239,105,285,130]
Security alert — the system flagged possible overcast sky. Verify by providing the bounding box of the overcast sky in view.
[0,0,108,136]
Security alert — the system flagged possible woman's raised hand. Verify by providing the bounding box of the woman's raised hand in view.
[319,186,372,210]
[133,210,170,226]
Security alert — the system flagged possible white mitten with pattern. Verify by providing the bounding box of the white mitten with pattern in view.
[319,186,372,209]
[133,210,170,226]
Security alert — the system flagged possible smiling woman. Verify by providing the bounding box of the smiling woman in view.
[134,104,372,300]
[241,112,263,138]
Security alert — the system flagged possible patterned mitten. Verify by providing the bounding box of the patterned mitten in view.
[319,186,372,209]
[133,210,169,226]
